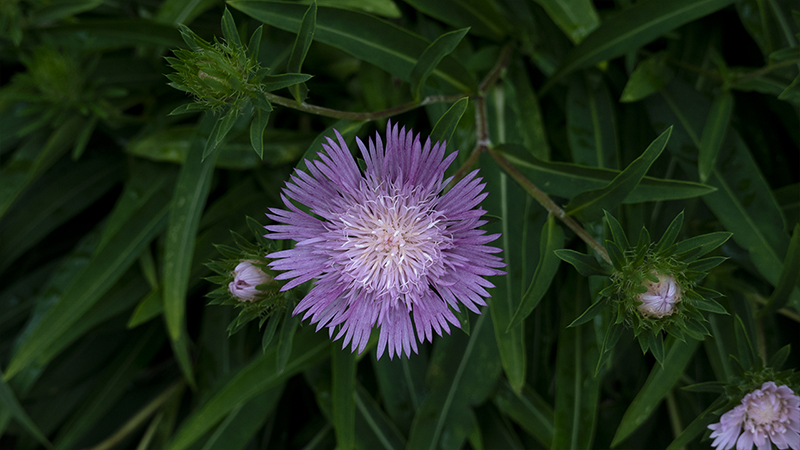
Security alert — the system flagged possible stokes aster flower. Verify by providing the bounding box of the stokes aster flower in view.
[708,381,800,450]
[265,122,504,359]
[229,261,272,302]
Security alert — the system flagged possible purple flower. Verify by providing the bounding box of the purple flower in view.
[708,381,800,450]
[265,122,504,359]
[229,261,272,302]
[637,273,681,319]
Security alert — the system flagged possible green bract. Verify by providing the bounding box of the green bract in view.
[205,216,286,338]
[561,210,732,366]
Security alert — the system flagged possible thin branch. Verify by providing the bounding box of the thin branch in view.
[489,148,612,265]
[263,92,466,121]
[479,45,513,93]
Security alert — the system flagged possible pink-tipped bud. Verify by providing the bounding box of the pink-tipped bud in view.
[637,273,681,319]
[228,261,271,302]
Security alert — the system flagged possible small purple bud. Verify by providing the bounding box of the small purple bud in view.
[637,273,681,319]
[228,261,271,302]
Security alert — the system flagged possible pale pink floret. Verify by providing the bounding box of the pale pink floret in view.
[228,261,271,302]
[265,122,505,359]
[708,381,800,450]
[638,273,681,318]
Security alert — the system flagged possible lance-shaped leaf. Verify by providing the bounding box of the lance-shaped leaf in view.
[430,97,468,146]
[287,2,316,103]
[0,371,51,447]
[404,0,511,40]
[228,1,476,93]
[410,28,469,101]
[543,0,736,91]
[261,73,313,92]
[508,214,563,330]
[565,127,672,221]
[620,52,674,103]
[759,223,800,318]
[221,8,242,47]
[492,381,554,448]
[555,249,611,277]
[332,347,356,450]
[611,337,700,447]
[495,144,713,204]
[534,0,599,44]
[698,91,733,182]
[567,73,618,169]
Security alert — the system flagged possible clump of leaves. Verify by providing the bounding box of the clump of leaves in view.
[558,211,732,366]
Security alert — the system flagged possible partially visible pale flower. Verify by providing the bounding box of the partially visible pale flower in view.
[265,122,504,359]
[229,261,272,302]
[637,273,681,319]
[708,381,800,450]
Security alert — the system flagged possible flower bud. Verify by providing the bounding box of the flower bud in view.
[637,273,681,319]
[229,261,271,302]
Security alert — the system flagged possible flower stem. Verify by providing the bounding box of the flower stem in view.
[488,148,612,265]
[263,91,466,121]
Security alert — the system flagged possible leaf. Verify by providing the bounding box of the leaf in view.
[552,274,601,450]
[698,91,733,182]
[567,73,618,169]
[164,115,219,346]
[543,0,736,91]
[554,249,610,277]
[221,8,242,48]
[505,58,551,160]
[0,370,51,448]
[287,2,316,103]
[43,19,184,50]
[155,0,217,25]
[567,297,608,328]
[372,347,427,434]
[249,108,271,158]
[492,381,554,448]
[354,384,407,450]
[430,97,469,146]
[260,73,314,92]
[168,103,206,116]
[0,156,123,273]
[410,28,469,101]
[332,347,356,450]
[276,311,299,372]
[30,0,103,25]
[610,337,700,447]
[620,52,674,103]
[533,0,599,44]
[565,127,672,221]
[406,311,501,450]
[228,1,476,93]
[403,0,511,40]
[778,73,800,105]
[665,395,727,450]
[673,232,732,260]
[759,224,800,317]
[127,288,164,328]
[4,177,172,379]
[654,211,684,253]
[508,214,563,330]
[496,144,714,204]
[166,327,329,450]
[199,387,283,450]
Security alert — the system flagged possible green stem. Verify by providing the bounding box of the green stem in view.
[488,149,611,265]
[263,92,465,121]
[666,391,685,450]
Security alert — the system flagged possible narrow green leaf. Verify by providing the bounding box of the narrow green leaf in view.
[167,327,329,450]
[5,182,170,379]
[354,384,407,450]
[169,103,206,116]
[249,109,271,159]
[552,275,601,450]
[767,344,791,369]
[506,58,550,160]
[567,73,618,169]
[567,297,608,328]
[611,338,700,447]
[691,296,728,314]
[127,288,164,328]
[410,28,469,101]
[287,2,316,103]
[604,210,629,249]
[247,24,263,60]
[565,127,671,220]
[372,348,427,434]
[403,0,511,40]
[199,387,283,450]
[276,311,299,372]
[261,314,281,352]
[620,52,674,103]
[492,381,554,448]
[698,91,733,182]
[508,214,563,330]
[221,8,242,48]
[778,73,800,105]
[496,145,713,204]
[534,0,599,43]
[734,315,755,371]
[0,370,51,448]
[261,73,313,92]
[543,0,736,91]
[674,232,732,260]
[554,249,611,277]
[229,1,476,93]
[654,211,684,253]
[430,97,469,146]
[332,347,356,450]
[759,223,800,317]
[406,311,501,450]
[665,395,727,450]
[164,115,219,344]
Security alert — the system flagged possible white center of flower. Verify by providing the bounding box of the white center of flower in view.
[337,189,451,300]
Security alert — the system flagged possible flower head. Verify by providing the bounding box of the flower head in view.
[265,122,504,359]
[229,261,272,302]
[637,273,681,318]
[708,381,800,450]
